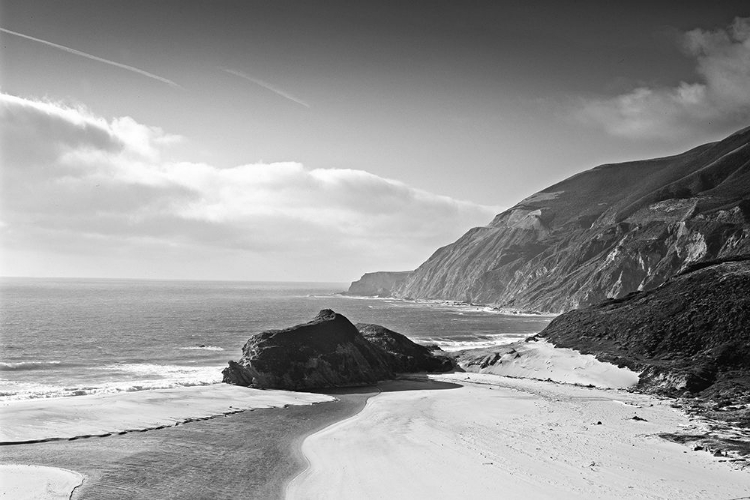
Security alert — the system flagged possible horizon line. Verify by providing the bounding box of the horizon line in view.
[0,275,352,285]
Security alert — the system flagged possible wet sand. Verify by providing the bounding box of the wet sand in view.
[0,384,335,444]
[5,374,749,499]
[0,388,375,499]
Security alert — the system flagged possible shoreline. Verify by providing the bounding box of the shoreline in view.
[282,386,381,495]
[335,292,559,317]
[0,387,377,499]
[0,384,335,444]
[3,375,748,499]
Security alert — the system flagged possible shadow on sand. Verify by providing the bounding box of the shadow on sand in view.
[317,373,462,396]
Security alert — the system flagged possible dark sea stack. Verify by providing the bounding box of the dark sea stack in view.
[223,310,457,390]
[537,256,750,402]
[353,126,750,313]
[222,309,393,390]
[356,323,454,373]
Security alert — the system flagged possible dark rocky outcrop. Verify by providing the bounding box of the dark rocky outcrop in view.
[351,126,750,313]
[223,309,452,390]
[345,271,411,297]
[223,310,392,390]
[356,323,454,373]
[535,256,750,407]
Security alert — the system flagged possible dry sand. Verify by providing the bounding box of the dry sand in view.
[4,357,749,499]
[288,374,750,500]
[459,339,640,388]
[0,465,82,500]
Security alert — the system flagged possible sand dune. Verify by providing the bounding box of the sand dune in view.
[288,374,750,499]
[457,339,640,389]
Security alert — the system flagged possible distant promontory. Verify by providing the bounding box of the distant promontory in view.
[344,271,411,297]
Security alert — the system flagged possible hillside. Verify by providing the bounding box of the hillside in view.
[350,126,750,312]
[536,256,750,427]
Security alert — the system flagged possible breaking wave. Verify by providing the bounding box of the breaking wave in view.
[0,363,225,401]
[179,345,225,351]
[0,361,68,371]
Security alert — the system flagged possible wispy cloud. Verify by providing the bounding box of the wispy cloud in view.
[1,93,497,280]
[222,68,310,108]
[576,17,750,140]
[0,27,183,90]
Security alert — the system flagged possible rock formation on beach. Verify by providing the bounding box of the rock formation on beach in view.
[535,256,750,410]
[348,126,750,313]
[356,323,454,373]
[223,309,452,390]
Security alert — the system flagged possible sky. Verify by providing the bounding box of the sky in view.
[1,0,749,282]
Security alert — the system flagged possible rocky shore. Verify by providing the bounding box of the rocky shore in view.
[223,309,453,390]
[533,255,750,458]
[536,256,750,403]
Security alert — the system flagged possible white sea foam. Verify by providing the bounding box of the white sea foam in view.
[333,294,396,301]
[0,364,226,401]
[0,361,64,371]
[335,294,555,317]
[421,334,531,352]
[179,345,225,351]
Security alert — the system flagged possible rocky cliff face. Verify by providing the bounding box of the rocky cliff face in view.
[346,271,411,297]
[536,256,750,405]
[350,126,750,313]
[223,309,452,390]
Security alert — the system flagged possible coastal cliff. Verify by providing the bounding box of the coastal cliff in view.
[349,126,750,313]
[345,271,411,297]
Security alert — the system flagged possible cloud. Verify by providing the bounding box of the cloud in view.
[0,28,183,90]
[576,17,750,139]
[0,93,499,280]
[222,68,310,108]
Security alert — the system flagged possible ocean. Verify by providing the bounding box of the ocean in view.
[0,278,553,401]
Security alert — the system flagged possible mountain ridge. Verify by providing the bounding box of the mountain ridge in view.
[348,126,750,313]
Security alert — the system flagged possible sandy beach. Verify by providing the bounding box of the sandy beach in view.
[0,384,335,444]
[0,465,83,500]
[289,374,750,500]
[2,371,749,499]
[0,385,364,499]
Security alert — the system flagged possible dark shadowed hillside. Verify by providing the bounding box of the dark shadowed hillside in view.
[537,256,750,395]
[350,126,750,313]
[536,256,750,428]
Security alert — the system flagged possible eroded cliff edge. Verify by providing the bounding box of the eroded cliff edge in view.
[349,126,750,313]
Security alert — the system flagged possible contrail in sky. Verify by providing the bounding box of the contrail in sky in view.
[222,68,310,108]
[0,27,183,90]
